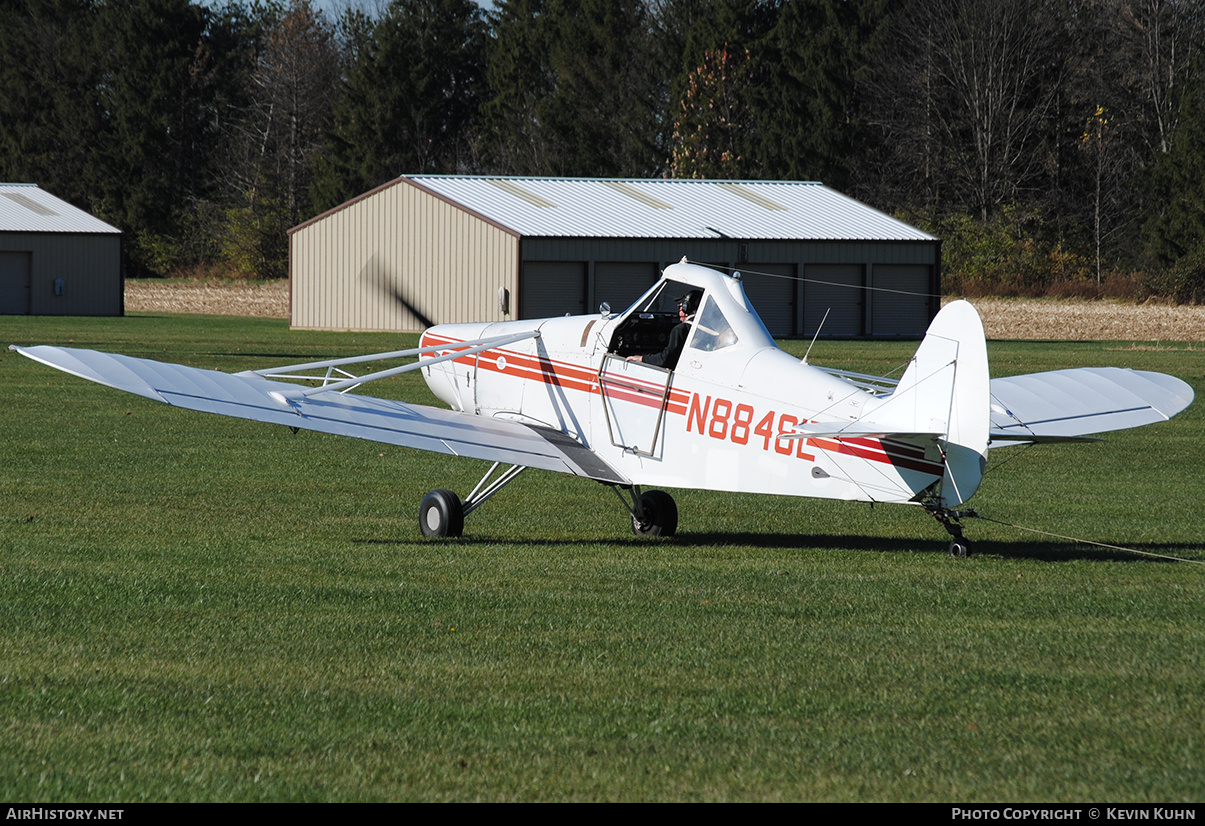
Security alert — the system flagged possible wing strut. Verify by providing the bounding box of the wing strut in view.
[420,461,529,537]
[462,462,527,518]
[244,330,540,394]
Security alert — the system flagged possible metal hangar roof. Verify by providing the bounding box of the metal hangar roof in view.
[406,176,935,243]
[0,184,120,234]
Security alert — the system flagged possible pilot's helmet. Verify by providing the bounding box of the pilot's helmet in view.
[678,289,703,315]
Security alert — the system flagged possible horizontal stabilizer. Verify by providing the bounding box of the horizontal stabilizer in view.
[988,432,1102,444]
[11,345,628,485]
[989,367,1194,445]
[789,421,945,440]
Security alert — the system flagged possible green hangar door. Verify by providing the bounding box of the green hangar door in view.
[870,264,933,336]
[738,263,797,337]
[594,262,658,314]
[803,264,864,337]
[0,252,31,314]
[521,262,587,319]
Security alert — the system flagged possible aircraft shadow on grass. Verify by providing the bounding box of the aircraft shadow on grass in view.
[353,533,1202,563]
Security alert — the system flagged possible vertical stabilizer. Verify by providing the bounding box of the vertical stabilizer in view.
[887,300,990,505]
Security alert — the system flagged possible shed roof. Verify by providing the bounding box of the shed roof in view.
[0,184,120,234]
[407,176,935,243]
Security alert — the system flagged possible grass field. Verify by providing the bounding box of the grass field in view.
[2,311,1203,802]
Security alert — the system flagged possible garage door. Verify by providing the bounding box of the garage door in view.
[870,265,933,336]
[521,261,587,319]
[739,263,796,337]
[803,264,863,337]
[0,252,31,314]
[594,262,657,314]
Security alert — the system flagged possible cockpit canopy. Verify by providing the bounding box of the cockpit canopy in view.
[607,262,776,363]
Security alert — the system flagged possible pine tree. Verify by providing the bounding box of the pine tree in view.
[479,0,556,174]
[481,0,661,177]
[754,0,888,190]
[1143,74,1205,267]
[311,0,487,212]
[0,0,104,207]
[92,0,218,274]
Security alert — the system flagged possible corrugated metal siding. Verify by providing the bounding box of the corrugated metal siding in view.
[290,178,519,332]
[0,232,121,315]
[519,238,937,268]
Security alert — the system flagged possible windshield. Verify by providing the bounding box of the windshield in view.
[624,279,694,316]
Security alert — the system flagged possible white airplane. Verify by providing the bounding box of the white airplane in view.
[11,260,1195,556]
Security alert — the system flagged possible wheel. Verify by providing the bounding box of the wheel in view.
[948,537,971,558]
[631,489,678,537]
[420,489,464,537]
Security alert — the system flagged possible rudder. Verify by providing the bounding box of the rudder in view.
[890,301,990,506]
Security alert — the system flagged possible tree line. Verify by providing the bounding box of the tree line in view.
[2,0,1203,301]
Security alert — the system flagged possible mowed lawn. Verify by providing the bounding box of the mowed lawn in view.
[2,312,1203,802]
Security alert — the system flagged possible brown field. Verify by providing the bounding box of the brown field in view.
[125,279,290,319]
[125,279,1205,341]
[966,297,1205,342]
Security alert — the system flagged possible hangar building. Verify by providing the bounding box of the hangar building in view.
[0,183,122,316]
[289,176,940,338]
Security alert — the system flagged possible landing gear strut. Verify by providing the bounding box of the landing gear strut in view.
[926,505,978,558]
[419,462,527,538]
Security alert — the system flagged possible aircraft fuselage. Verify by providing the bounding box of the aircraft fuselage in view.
[419,263,948,505]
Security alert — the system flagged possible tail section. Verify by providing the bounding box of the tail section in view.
[850,301,988,505]
[895,300,989,505]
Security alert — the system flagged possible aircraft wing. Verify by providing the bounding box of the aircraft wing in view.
[11,345,628,485]
[988,367,1194,446]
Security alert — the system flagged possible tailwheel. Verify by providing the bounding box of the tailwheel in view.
[927,504,977,559]
[948,537,972,558]
[631,489,678,537]
[420,489,464,537]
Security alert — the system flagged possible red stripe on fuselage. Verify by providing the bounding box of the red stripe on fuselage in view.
[421,333,690,410]
[808,436,944,476]
[423,334,941,477]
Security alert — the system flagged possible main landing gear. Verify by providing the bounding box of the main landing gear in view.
[418,464,679,539]
[615,486,678,537]
[419,462,527,538]
[419,489,464,537]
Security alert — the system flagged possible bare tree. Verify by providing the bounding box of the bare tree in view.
[239,0,338,226]
[1119,0,1205,155]
[223,0,339,277]
[872,0,1065,221]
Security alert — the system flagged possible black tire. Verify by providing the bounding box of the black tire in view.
[420,489,464,538]
[948,538,971,558]
[631,489,678,537]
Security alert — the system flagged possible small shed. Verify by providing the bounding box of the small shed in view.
[0,184,123,316]
[289,176,940,338]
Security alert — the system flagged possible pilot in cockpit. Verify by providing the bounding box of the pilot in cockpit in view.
[626,289,702,370]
